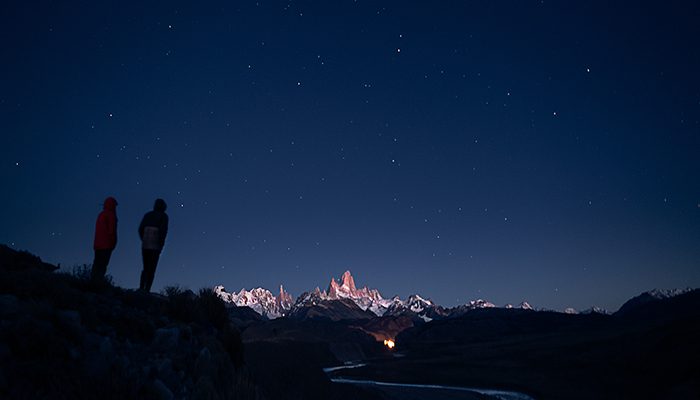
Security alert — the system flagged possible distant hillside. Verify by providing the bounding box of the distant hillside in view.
[340,292,700,399]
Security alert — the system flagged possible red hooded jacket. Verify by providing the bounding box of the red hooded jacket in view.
[93,197,118,250]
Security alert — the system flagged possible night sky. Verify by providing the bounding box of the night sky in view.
[2,1,699,311]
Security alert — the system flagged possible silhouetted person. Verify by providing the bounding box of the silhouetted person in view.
[92,197,118,282]
[138,198,168,292]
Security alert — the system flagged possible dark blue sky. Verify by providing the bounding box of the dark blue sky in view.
[2,1,699,311]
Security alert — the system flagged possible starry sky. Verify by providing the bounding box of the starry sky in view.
[2,1,699,311]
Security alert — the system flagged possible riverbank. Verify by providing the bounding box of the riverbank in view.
[331,377,535,400]
[324,362,534,400]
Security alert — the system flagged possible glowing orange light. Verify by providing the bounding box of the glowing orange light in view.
[383,339,395,349]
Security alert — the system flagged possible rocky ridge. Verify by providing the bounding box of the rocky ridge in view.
[0,244,263,400]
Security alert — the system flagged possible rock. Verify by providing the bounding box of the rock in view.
[153,327,180,351]
[99,336,113,357]
[0,342,11,360]
[156,357,179,389]
[156,357,173,374]
[192,376,219,400]
[194,347,215,380]
[57,309,81,326]
[113,354,130,371]
[82,336,113,377]
[142,379,174,400]
[180,325,193,343]
[0,295,20,317]
[0,244,58,271]
[68,346,81,360]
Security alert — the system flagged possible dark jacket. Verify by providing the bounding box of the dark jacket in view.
[94,197,118,250]
[139,199,168,251]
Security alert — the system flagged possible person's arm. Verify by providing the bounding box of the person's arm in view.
[111,214,118,248]
[138,215,146,240]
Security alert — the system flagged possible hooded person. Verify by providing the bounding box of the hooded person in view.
[92,196,118,282]
[138,198,169,292]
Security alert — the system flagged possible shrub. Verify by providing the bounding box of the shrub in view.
[197,288,229,330]
[163,285,184,297]
[162,286,198,324]
[71,264,92,281]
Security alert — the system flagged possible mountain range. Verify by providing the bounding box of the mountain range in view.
[215,270,554,320]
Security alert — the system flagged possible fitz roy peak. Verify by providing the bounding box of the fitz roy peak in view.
[325,270,388,314]
[214,271,674,319]
[216,270,459,320]
[213,270,549,320]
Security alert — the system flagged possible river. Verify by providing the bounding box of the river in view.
[325,364,535,400]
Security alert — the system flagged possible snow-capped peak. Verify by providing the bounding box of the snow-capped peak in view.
[341,270,356,291]
[580,306,609,315]
[215,271,540,320]
[646,288,692,299]
[215,285,292,318]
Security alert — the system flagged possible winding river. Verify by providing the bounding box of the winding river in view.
[324,364,535,400]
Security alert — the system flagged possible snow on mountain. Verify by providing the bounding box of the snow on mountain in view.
[325,270,389,313]
[384,294,439,317]
[646,288,693,299]
[277,285,293,311]
[214,285,293,319]
[215,270,500,320]
[467,299,497,309]
[293,287,326,308]
[390,294,432,313]
[519,301,534,310]
[213,285,232,302]
[617,287,694,315]
[216,271,433,319]
[580,306,609,315]
[446,298,499,317]
[564,307,578,314]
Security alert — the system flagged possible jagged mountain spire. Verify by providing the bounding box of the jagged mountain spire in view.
[215,270,528,320]
[341,270,356,292]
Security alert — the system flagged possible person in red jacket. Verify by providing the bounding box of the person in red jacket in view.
[91,196,118,282]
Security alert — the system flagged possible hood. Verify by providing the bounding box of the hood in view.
[103,197,117,211]
[153,198,167,212]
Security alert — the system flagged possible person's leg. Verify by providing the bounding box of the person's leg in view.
[144,251,160,292]
[103,249,113,271]
[140,249,148,290]
[91,250,102,281]
[91,249,110,281]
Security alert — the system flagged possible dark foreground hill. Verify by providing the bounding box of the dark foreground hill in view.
[0,245,263,400]
[0,245,390,400]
